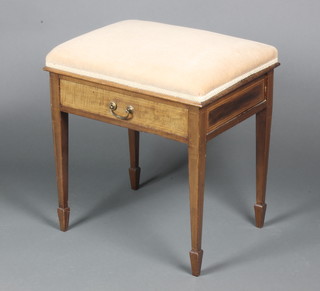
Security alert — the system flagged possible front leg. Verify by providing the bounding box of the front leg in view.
[188,108,206,276]
[50,73,70,231]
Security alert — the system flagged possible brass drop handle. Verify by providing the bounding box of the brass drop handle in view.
[109,102,134,120]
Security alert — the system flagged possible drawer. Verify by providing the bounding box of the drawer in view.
[207,78,265,132]
[59,77,188,139]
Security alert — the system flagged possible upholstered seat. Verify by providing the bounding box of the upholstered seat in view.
[46,20,278,104]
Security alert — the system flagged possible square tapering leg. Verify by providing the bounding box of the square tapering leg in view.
[50,73,70,232]
[255,72,273,228]
[128,129,141,190]
[188,108,206,276]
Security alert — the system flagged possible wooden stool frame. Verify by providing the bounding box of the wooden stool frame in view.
[47,63,278,276]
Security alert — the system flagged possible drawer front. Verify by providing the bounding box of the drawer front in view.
[60,78,188,138]
[207,78,265,132]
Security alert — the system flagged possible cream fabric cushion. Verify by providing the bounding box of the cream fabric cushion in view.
[46,20,278,103]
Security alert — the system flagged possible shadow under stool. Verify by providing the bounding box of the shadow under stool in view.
[44,20,279,276]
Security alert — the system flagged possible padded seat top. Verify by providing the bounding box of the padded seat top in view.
[46,20,278,104]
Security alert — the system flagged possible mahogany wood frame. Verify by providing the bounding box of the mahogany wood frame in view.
[47,63,278,276]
